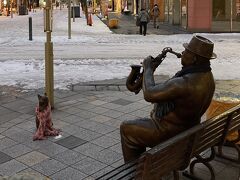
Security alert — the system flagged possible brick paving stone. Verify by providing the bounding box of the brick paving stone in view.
[73,128,102,141]
[51,167,88,180]
[21,139,54,150]
[2,99,32,110]
[51,120,70,129]
[16,151,49,166]
[215,165,239,180]
[110,98,134,106]
[1,144,32,158]
[109,143,123,154]
[128,109,150,118]
[0,151,13,164]
[62,124,86,135]
[15,120,35,130]
[71,157,107,175]
[73,142,104,157]
[89,115,112,123]
[55,99,79,108]
[0,137,18,151]
[0,106,12,116]
[52,110,71,119]
[31,158,67,176]
[36,142,68,157]
[52,149,86,165]
[60,114,84,124]
[115,113,139,122]
[105,129,121,140]
[17,168,47,178]
[1,126,25,136]
[74,103,96,111]
[75,110,99,119]
[55,135,87,149]
[92,148,123,165]
[85,122,117,135]
[87,106,110,114]
[89,100,108,106]
[0,123,13,131]
[92,135,119,148]
[0,112,22,125]
[0,159,27,176]
[4,130,33,143]
[101,109,124,118]
[100,102,122,110]
[103,118,122,128]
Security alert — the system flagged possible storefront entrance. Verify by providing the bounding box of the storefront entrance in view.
[212,0,240,32]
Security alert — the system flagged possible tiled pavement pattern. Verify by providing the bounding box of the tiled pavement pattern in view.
[0,77,239,179]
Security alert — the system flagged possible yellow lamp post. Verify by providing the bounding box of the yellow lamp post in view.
[44,0,54,108]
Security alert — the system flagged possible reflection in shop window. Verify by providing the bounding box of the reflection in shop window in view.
[213,0,225,20]
[237,0,240,21]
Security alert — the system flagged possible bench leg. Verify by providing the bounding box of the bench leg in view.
[190,147,215,180]
[216,130,240,164]
[183,147,216,180]
[217,143,240,164]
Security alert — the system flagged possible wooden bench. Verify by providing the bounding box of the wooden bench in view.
[96,125,204,180]
[96,104,240,180]
[184,104,240,180]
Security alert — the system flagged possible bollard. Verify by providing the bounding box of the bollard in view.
[29,17,32,41]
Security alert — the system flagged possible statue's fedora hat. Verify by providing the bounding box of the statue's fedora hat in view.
[183,35,217,59]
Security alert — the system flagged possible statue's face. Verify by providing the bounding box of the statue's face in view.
[181,49,195,67]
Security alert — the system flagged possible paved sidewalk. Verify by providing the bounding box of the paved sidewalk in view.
[99,13,189,35]
[0,77,239,179]
[0,10,239,180]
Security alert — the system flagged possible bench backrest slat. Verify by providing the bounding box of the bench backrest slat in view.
[135,125,204,179]
[228,111,240,133]
[195,134,223,153]
[202,123,226,138]
[193,112,233,156]
[193,104,240,157]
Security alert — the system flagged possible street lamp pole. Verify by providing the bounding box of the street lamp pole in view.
[44,0,54,107]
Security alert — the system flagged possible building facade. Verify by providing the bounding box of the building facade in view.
[108,0,240,32]
[164,0,240,32]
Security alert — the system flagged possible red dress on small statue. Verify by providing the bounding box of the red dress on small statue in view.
[33,103,60,141]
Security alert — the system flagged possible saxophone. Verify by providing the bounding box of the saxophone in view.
[126,47,182,94]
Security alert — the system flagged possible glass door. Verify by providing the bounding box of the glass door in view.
[212,0,240,32]
[164,0,169,22]
[232,0,240,31]
[180,0,187,28]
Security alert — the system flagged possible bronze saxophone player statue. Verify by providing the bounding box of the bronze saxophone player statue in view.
[126,47,181,94]
[121,35,217,163]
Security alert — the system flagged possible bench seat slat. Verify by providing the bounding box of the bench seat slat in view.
[96,161,137,180]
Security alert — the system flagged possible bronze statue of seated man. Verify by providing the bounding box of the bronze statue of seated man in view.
[121,35,217,163]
